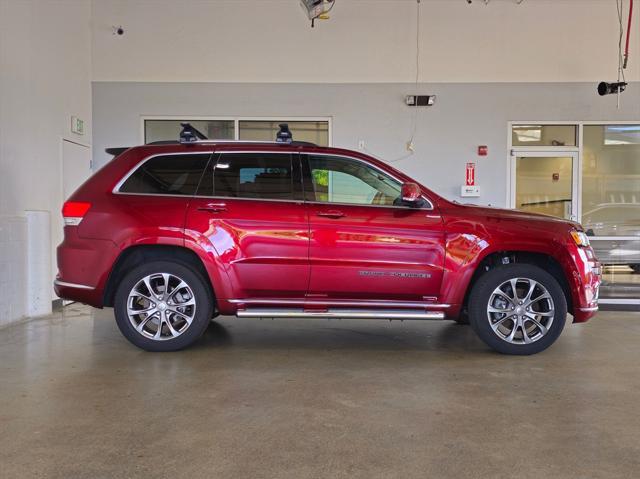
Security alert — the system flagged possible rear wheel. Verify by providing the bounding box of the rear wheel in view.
[114,261,213,352]
[468,264,567,355]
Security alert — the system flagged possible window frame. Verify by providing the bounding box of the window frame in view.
[301,153,434,210]
[113,152,214,197]
[114,150,435,211]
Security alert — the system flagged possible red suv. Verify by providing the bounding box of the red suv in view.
[55,124,600,355]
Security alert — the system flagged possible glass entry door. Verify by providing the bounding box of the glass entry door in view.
[513,152,579,221]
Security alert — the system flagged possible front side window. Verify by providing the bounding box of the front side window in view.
[119,154,211,195]
[307,155,402,206]
[211,153,294,200]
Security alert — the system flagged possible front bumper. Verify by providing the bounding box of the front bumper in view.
[570,244,601,323]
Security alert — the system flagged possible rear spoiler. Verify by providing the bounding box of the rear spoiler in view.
[105,147,130,158]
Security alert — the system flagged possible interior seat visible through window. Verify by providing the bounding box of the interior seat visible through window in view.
[211,153,294,201]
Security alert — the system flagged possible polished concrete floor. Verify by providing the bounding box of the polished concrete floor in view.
[1,305,640,479]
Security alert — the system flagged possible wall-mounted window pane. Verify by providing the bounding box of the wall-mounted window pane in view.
[144,120,234,143]
[582,124,640,300]
[512,125,577,147]
[239,121,329,146]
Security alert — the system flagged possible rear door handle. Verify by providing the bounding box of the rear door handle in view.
[316,210,345,218]
[197,202,227,213]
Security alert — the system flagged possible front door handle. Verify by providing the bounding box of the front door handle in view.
[316,210,345,219]
[197,202,227,213]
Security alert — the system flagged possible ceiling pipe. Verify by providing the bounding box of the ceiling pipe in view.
[624,0,634,68]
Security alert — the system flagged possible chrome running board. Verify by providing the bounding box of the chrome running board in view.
[236,309,445,320]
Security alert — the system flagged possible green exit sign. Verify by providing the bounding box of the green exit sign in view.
[71,116,84,135]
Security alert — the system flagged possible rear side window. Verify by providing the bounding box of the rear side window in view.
[208,153,293,200]
[118,154,211,195]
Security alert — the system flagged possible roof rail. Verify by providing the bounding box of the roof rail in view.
[146,140,180,145]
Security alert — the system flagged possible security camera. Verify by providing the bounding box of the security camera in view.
[113,26,124,36]
[597,81,627,96]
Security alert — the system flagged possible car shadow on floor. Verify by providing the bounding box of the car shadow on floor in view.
[191,317,489,354]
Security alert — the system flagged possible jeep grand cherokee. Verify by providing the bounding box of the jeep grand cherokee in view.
[55,124,601,354]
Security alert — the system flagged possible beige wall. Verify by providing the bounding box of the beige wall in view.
[92,0,640,83]
[0,0,92,323]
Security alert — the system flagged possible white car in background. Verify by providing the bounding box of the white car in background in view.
[582,203,640,272]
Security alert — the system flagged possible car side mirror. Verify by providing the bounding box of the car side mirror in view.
[401,182,422,204]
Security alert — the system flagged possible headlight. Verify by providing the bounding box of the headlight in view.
[571,230,590,247]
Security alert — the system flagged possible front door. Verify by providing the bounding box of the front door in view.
[512,151,579,220]
[186,151,309,300]
[303,154,445,303]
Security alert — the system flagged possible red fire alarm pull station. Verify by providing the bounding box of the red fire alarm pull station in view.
[478,145,488,156]
[466,162,476,186]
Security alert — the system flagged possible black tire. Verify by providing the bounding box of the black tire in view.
[114,261,214,352]
[454,310,470,325]
[468,264,567,355]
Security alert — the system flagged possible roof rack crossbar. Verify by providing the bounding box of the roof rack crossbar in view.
[179,122,208,143]
[276,123,293,144]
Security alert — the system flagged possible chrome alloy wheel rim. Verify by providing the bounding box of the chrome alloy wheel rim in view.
[486,277,555,345]
[127,273,196,341]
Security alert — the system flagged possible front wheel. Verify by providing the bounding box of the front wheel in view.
[468,264,567,355]
[114,261,214,352]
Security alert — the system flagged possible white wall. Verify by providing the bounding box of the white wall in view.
[0,0,92,325]
[92,0,640,83]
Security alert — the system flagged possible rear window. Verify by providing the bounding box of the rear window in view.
[119,154,211,195]
[200,153,293,200]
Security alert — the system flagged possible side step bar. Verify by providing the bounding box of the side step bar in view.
[236,309,445,320]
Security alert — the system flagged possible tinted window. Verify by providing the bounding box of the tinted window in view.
[308,155,401,206]
[212,153,293,200]
[119,154,211,195]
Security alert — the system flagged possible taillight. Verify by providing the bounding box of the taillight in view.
[62,201,91,226]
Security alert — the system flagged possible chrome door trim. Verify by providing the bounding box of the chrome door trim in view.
[112,150,438,213]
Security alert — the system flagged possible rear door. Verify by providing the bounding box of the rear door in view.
[303,153,445,303]
[185,151,310,300]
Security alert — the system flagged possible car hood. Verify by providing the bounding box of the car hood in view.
[454,203,582,229]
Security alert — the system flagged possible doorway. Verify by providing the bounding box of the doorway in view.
[511,151,579,221]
